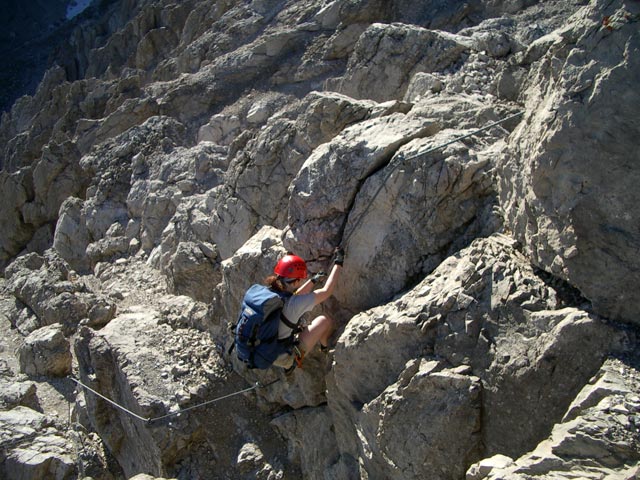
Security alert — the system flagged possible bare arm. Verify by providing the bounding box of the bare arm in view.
[312,263,341,305]
[295,278,317,295]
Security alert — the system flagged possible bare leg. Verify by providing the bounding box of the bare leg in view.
[298,315,334,352]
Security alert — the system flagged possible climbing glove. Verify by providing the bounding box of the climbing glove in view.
[333,247,345,266]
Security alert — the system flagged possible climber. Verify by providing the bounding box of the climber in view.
[267,247,343,370]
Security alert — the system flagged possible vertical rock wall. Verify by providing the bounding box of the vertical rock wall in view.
[497,0,640,325]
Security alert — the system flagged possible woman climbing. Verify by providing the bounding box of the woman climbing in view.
[233,247,344,371]
[268,248,343,370]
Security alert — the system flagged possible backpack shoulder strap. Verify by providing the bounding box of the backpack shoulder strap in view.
[273,290,303,333]
[280,311,301,332]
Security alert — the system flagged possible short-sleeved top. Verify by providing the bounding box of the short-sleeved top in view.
[278,292,315,339]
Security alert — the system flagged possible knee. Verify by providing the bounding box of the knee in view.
[315,315,334,330]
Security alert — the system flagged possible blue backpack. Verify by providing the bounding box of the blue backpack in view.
[234,284,298,369]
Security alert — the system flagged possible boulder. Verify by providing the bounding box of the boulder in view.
[147,193,215,269]
[246,101,271,124]
[18,324,71,377]
[74,309,205,478]
[341,126,499,312]
[53,197,91,273]
[73,305,286,479]
[466,454,515,480]
[155,293,211,331]
[287,112,437,265]
[162,241,220,303]
[236,442,283,479]
[197,114,241,144]
[271,405,339,479]
[403,72,444,101]
[459,17,518,58]
[357,359,482,479]
[0,378,39,411]
[206,188,259,261]
[4,251,116,335]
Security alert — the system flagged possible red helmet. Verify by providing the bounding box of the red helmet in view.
[274,254,307,279]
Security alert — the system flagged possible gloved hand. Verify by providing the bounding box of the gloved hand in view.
[333,247,345,266]
[310,271,326,284]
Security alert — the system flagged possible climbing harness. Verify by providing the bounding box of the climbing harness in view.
[68,375,281,425]
[341,110,524,244]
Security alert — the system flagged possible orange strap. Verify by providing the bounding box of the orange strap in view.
[294,346,306,369]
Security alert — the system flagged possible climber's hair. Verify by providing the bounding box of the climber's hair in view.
[264,275,287,292]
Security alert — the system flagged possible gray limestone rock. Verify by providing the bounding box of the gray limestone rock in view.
[74,309,209,478]
[236,441,283,479]
[162,241,220,303]
[73,303,287,479]
[18,324,71,377]
[4,251,116,335]
[0,0,637,479]
[0,407,75,480]
[0,378,39,411]
[328,234,628,478]
[287,112,438,264]
[334,23,470,102]
[0,169,35,273]
[497,0,640,325]
[472,357,640,480]
[357,359,483,479]
[271,405,339,479]
[53,197,91,274]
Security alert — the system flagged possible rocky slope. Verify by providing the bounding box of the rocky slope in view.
[0,0,108,113]
[1,0,639,479]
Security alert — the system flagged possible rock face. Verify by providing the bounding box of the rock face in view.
[73,300,290,479]
[326,234,627,478]
[497,0,640,325]
[74,309,208,478]
[0,0,638,479]
[0,407,76,480]
[470,356,640,480]
[333,23,470,101]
